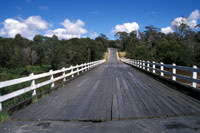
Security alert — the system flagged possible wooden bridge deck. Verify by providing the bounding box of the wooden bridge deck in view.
[1,48,200,132]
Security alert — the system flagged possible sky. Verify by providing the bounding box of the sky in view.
[0,0,200,40]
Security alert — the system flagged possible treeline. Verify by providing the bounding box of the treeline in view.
[1,23,200,81]
[0,34,108,81]
[115,24,200,67]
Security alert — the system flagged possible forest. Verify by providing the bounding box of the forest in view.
[0,34,108,82]
[115,23,200,67]
[0,21,200,83]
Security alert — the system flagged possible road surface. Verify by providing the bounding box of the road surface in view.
[1,48,200,132]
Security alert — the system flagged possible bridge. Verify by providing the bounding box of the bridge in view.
[1,48,200,132]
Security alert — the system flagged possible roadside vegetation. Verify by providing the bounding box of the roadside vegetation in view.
[0,33,108,113]
[115,22,200,67]
[0,33,108,82]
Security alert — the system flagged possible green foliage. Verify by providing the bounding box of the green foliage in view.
[115,24,200,67]
[26,65,51,74]
[135,45,152,60]
[0,111,10,123]
[0,34,108,111]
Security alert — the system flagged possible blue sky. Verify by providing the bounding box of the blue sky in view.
[0,0,200,40]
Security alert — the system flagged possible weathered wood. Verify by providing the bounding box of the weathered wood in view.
[0,60,105,111]
[10,48,200,122]
[121,59,200,88]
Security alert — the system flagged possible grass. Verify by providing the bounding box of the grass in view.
[104,50,109,61]
[0,111,10,123]
[118,51,126,59]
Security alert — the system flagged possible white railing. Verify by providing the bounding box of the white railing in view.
[121,59,200,89]
[0,59,106,111]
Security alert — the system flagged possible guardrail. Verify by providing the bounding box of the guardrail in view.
[0,59,105,111]
[121,59,200,89]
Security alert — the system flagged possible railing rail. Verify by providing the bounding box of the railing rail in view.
[0,59,105,111]
[120,58,200,89]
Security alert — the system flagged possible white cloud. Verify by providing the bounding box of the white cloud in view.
[171,17,187,28]
[45,19,87,39]
[0,16,49,39]
[161,26,174,34]
[188,9,200,21]
[61,19,87,35]
[171,9,200,29]
[90,32,98,39]
[111,22,139,34]
[24,16,49,30]
[161,9,200,34]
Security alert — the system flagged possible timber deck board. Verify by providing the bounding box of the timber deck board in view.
[12,49,200,121]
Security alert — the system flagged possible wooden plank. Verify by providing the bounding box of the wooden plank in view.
[119,72,139,118]
[116,77,127,119]
[124,73,150,117]
[140,73,197,114]
[127,68,182,115]
[11,48,200,123]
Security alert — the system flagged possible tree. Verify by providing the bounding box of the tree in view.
[95,33,109,49]
[115,32,129,51]
[144,25,159,56]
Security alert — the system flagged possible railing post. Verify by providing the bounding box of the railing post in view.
[136,60,138,67]
[50,70,55,88]
[30,73,36,96]
[62,67,66,82]
[138,60,140,68]
[172,63,176,81]
[160,62,164,76]
[77,65,79,75]
[153,61,155,73]
[143,60,145,70]
[147,61,150,71]
[85,63,87,71]
[83,63,86,72]
[140,60,142,68]
[81,64,84,72]
[70,66,74,77]
[192,65,197,88]
[88,63,90,70]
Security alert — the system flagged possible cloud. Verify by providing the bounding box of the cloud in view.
[161,9,200,34]
[111,22,139,34]
[90,32,98,39]
[171,9,200,29]
[161,26,174,34]
[24,16,49,30]
[0,16,49,39]
[188,9,200,21]
[39,5,48,11]
[45,19,87,39]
